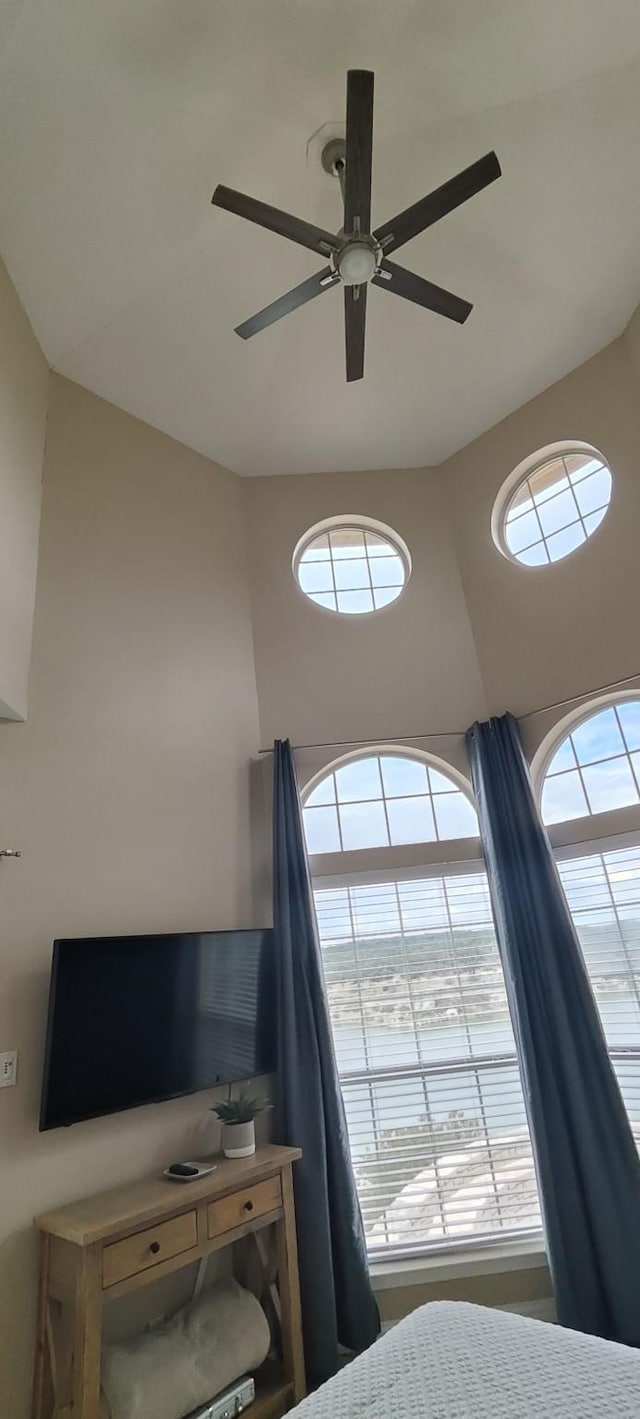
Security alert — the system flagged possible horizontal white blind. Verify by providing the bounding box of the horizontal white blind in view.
[557,844,640,1145]
[314,870,541,1257]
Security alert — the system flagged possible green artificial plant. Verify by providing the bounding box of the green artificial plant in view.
[210,1091,271,1125]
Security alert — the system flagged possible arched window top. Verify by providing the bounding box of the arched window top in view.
[492,441,612,567]
[302,750,478,854]
[540,698,640,826]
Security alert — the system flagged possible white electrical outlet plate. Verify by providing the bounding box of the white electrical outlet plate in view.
[0,1051,17,1088]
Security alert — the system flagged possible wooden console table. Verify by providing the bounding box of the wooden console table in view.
[32,1144,305,1419]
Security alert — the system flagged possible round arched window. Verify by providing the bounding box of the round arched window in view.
[540,698,640,825]
[302,750,478,853]
[293,517,410,615]
[493,444,612,567]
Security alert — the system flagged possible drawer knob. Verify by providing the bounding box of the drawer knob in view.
[244,1200,254,1212]
[149,1241,161,1255]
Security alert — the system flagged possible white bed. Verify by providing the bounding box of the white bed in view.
[289,1301,640,1417]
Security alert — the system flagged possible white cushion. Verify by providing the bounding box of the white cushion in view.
[101,1278,270,1419]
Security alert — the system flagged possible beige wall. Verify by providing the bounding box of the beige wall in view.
[441,337,640,721]
[3,254,640,1409]
[245,329,640,780]
[624,303,640,383]
[0,375,261,1418]
[0,258,48,720]
[375,1263,552,1326]
[244,466,487,751]
[242,326,640,1334]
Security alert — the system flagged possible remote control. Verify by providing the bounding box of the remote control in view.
[163,1161,218,1182]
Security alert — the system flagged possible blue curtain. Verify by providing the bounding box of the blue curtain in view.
[271,739,380,1387]
[467,712,640,1345]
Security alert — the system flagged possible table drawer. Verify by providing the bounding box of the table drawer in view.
[207,1176,282,1239]
[102,1210,197,1288]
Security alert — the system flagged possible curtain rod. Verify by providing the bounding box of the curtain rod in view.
[257,669,640,756]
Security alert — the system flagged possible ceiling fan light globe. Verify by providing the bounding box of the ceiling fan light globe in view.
[338,241,377,286]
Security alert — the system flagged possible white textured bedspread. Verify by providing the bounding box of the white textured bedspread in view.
[290,1302,640,1417]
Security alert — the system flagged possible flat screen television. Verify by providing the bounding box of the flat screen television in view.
[39,929,275,1130]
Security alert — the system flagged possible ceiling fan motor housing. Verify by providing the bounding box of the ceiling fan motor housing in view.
[334,235,380,286]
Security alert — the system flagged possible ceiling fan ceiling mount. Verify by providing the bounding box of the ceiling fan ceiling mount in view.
[211,71,502,382]
[320,136,347,180]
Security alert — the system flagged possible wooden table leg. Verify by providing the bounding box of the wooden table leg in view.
[71,1246,102,1419]
[32,1233,51,1419]
[276,1164,306,1403]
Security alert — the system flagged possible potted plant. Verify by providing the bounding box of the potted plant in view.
[211,1092,270,1159]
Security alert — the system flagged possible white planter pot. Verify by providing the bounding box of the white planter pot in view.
[222,1120,256,1159]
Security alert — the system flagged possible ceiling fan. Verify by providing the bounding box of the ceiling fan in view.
[211,70,501,382]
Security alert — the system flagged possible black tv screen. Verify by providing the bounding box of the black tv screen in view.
[39,929,275,1130]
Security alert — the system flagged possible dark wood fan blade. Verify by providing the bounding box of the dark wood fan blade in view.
[344,70,374,236]
[373,151,501,255]
[235,268,337,339]
[344,284,367,382]
[212,185,339,257]
[373,260,472,323]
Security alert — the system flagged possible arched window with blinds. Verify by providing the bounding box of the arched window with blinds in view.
[303,750,541,1258]
[538,697,640,1157]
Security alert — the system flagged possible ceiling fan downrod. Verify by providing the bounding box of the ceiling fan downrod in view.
[321,136,347,206]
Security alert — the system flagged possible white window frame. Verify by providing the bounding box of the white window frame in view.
[292,515,411,618]
[553,831,640,1069]
[531,688,640,793]
[302,744,479,867]
[303,748,543,1263]
[491,439,612,568]
[532,689,640,855]
[533,704,640,1139]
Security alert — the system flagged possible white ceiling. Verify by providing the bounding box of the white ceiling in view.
[2,2,640,476]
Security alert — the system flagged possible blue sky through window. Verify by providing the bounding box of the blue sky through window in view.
[542,701,640,825]
[504,451,611,566]
[304,753,479,853]
[297,524,407,614]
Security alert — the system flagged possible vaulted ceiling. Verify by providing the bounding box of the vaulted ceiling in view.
[2,1,640,475]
